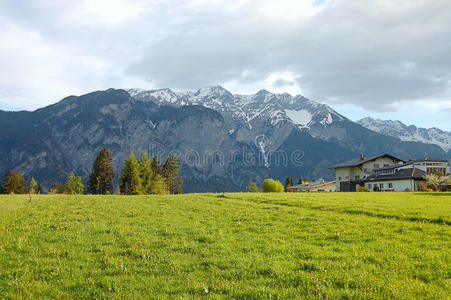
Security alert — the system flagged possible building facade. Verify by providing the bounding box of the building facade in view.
[331,154,449,192]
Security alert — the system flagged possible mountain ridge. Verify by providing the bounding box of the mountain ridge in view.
[358,117,451,152]
[0,87,448,192]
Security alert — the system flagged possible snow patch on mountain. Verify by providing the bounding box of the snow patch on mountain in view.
[285,109,312,126]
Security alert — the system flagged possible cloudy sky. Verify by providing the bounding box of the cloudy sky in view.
[1,0,450,129]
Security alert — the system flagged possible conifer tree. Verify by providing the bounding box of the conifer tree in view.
[64,172,77,194]
[176,177,183,194]
[151,155,162,176]
[285,176,290,191]
[37,184,43,194]
[290,175,294,186]
[88,146,114,194]
[75,176,85,194]
[28,177,37,194]
[119,152,142,195]
[1,170,26,194]
[148,174,168,194]
[162,154,181,194]
[298,176,303,184]
[137,152,154,194]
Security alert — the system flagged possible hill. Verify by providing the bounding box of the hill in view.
[0,193,449,298]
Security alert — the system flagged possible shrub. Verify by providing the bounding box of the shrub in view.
[357,186,369,192]
[262,179,284,193]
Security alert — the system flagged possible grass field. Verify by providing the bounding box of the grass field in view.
[0,193,450,299]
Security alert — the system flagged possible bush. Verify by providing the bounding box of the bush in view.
[357,186,369,192]
[262,179,284,193]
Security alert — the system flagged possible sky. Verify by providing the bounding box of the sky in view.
[1,0,451,130]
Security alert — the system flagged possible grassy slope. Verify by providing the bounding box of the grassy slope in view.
[0,193,449,299]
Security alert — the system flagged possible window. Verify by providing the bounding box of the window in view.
[355,175,360,180]
[379,183,384,189]
[338,176,342,180]
[384,164,389,167]
[368,184,372,189]
[374,164,380,169]
[345,176,349,180]
[388,183,393,188]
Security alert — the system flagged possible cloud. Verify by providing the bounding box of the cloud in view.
[0,0,450,115]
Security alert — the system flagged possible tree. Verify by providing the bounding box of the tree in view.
[262,179,284,193]
[49,182,64,194]
[357,186,369,192]
[75,176,84,194]
[151,155,162,176]
[137,152,154,194]
[148,174,168,194]
[424,173,451,191]
[88,146,114,194]
[290,175,294,186]
[304,177,309,185]
[176,177,183,194]
[64,172,77,194]
[119,152,142,195]
[37,184,43,194]
[1,170,26,194]
[298,176,303,184]
[162,154,181,194]
[247,178,259,192]
[28,177,37,194]
[285,176,290,191]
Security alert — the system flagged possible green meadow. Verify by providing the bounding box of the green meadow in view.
[0,193,450,299]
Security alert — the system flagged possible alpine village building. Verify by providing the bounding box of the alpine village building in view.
[332,154,450,192]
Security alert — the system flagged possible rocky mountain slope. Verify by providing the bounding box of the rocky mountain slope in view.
[358,117,451,153]
[0,87,447,192]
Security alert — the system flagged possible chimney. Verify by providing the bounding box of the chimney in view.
[360,153,365,160]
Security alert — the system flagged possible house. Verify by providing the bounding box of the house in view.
[289,181,336,192]
[331,154,450,192]
[331,153,405,192]
[365,168,426,192]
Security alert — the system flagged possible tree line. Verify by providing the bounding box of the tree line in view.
[0,146,182,195]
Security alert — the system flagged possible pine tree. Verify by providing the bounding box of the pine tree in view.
[290,175,294,186]
[29,177,37,194]
[151,155,162,176]
[148,174,168,194]
[298,176,303,185]
[137,152,154,194]
[75,176,84,194]
[37,184,43,194]
[285,176,290,191]
[176,177,183,194]
[1,170,26,194]
[162,154,181,194]
[119,152,142,195]
[88,146,114,194]
[64,172,77,194]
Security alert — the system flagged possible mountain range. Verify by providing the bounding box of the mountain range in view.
[0,86,448,192]
[358,117,451,152]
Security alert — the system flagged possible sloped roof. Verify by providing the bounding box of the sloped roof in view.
[366,168,426,182]
[373,157,448,171]
[331,154,405,169]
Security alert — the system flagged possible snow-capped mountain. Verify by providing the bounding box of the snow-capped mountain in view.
[129,86,345,131]
[358,117,451,152]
